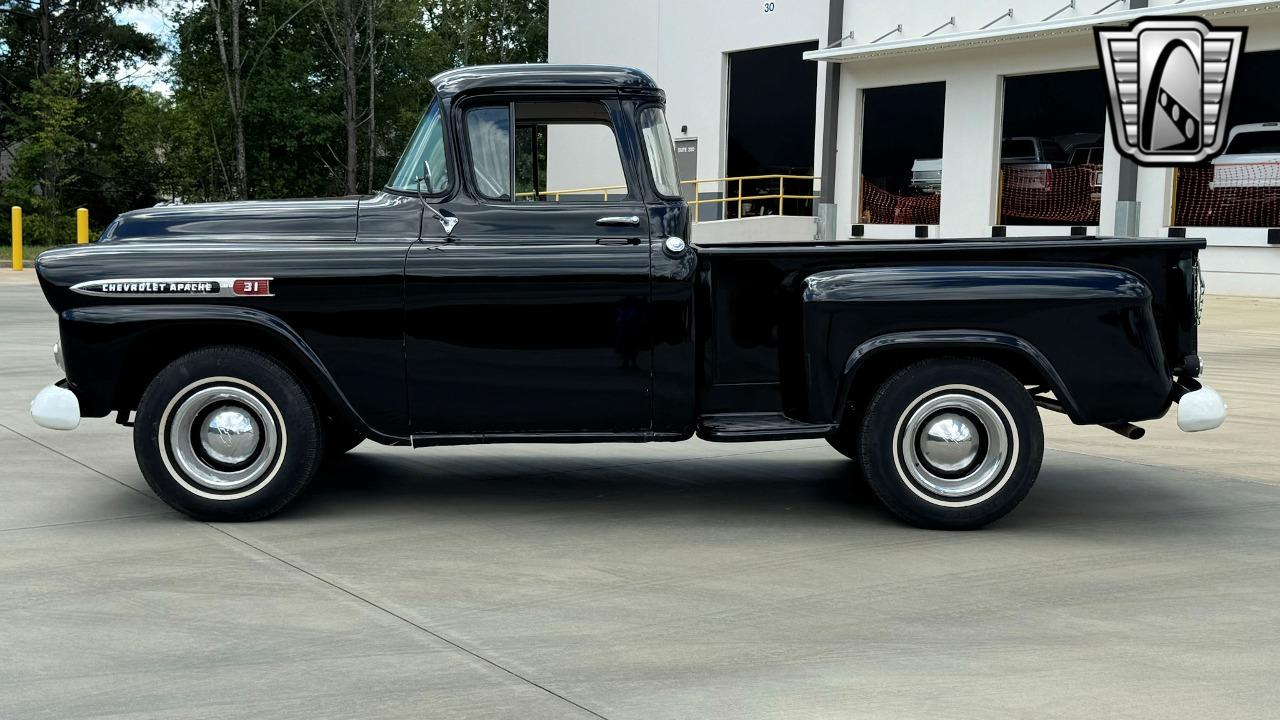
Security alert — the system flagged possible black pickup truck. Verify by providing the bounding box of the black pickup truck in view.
[31,65,1225,529]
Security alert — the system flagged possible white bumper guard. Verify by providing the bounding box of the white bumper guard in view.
[31,383,80,431]
[1177,382,1226,433]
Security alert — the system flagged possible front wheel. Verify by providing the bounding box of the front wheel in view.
[134,346,323,521]
[857,358,1043,529]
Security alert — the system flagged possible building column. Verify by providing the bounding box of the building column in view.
[817,0,845,240]
[833,66,860,239]
[938,72,1002,237]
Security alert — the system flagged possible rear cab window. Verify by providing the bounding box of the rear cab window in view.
[638,107,681,198]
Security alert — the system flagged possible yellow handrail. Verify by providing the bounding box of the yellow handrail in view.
[514,184,628,201]
[507,174,821,224]
[680,174,820,222]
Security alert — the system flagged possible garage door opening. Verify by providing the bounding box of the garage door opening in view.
[998,69,1106,226]
[1173,49,1280,228]
[859,82,945,225]
[723,41,818,220]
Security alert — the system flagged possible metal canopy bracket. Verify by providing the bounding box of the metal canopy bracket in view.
[923,17,956,38]
[1042,0,1076,22]
[824,30,855,49]
[981,8,1015,30]
[871,24,903,44]
[1094,0,1127,14]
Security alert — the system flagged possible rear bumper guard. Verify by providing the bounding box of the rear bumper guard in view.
[1173,378,1226,433]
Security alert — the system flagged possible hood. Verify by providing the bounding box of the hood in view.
[102,197,361,243]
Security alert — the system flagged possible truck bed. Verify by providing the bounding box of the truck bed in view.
[692,235,1205,429]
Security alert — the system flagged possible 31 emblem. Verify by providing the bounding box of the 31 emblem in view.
[1096,16,1246,165]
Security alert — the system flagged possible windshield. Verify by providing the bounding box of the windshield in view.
[387,94,450,193]
[1002,139,1036,159]
[1040,140,1066,163]
[1225,129,1280,155]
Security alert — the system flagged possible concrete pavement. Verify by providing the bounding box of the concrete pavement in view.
[1,271,1278,719]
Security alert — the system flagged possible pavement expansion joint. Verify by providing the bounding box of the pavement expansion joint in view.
[204,523,614,720]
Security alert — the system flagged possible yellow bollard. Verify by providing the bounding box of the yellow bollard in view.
[10,207,21,271]
[77,208,89,244]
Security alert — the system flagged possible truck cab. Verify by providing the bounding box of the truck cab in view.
[31,65,1225,530]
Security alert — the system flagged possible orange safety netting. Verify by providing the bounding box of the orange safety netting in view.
[1173,164,1280,227]
[998,165,1101,224]
[860,179,940,224]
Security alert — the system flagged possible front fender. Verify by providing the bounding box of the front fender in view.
[58,304,403,444]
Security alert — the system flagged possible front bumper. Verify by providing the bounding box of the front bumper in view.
[31,381,80,431]
[1176,381,1226,432]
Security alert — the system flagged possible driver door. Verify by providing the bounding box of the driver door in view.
[404,96,654,438]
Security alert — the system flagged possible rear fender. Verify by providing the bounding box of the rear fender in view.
[797,264,1171,426]
[834,330,1077,421]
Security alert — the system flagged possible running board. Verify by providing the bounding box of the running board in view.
[697,413,835,442]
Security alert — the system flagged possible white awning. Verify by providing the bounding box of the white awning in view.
[804,0,1280,63]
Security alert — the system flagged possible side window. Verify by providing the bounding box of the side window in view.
[464,100,633,203]
[530,119,631,202]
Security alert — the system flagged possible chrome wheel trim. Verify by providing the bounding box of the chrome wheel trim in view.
[158,377,288,501]
[201,406,261,465]
[918,412,980,473]
[891,384,1021,508]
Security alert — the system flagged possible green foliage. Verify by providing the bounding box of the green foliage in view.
[2,69,85,245]
[1,0,549,231]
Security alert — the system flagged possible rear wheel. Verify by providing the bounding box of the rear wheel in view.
[857,358,1043,529]
[134,346,323,521]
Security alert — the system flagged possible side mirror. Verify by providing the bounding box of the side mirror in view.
[421,160,435,195]
[414,159,459,238]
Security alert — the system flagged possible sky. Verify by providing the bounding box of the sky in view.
[114,4,179,95]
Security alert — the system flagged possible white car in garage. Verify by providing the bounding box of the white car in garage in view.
[909,158,943,194]
[1211,123,1280,189]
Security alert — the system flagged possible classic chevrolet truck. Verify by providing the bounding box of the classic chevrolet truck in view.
[31,65,1225,529]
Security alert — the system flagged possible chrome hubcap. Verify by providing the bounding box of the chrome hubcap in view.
[200,406,261,466]
[900,391,1011,498]
[167,384,279,492]
[918,412,979,473]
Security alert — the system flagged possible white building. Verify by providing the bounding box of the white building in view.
[549,0,1280,296]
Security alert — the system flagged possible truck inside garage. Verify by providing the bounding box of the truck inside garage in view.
[997,69,1107,227]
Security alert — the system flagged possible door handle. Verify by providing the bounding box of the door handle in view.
[596,215,640,227]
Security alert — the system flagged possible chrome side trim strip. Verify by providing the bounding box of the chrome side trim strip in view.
[70,277,274,298]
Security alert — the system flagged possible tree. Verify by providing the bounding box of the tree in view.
[318,0,366,194]
[0,0,162,161]
[1,68,83,244]
[1,0,550,234]
[209,0,248,198]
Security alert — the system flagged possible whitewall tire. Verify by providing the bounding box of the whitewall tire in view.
[857,358,1043,529]
[135,346,323,521]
